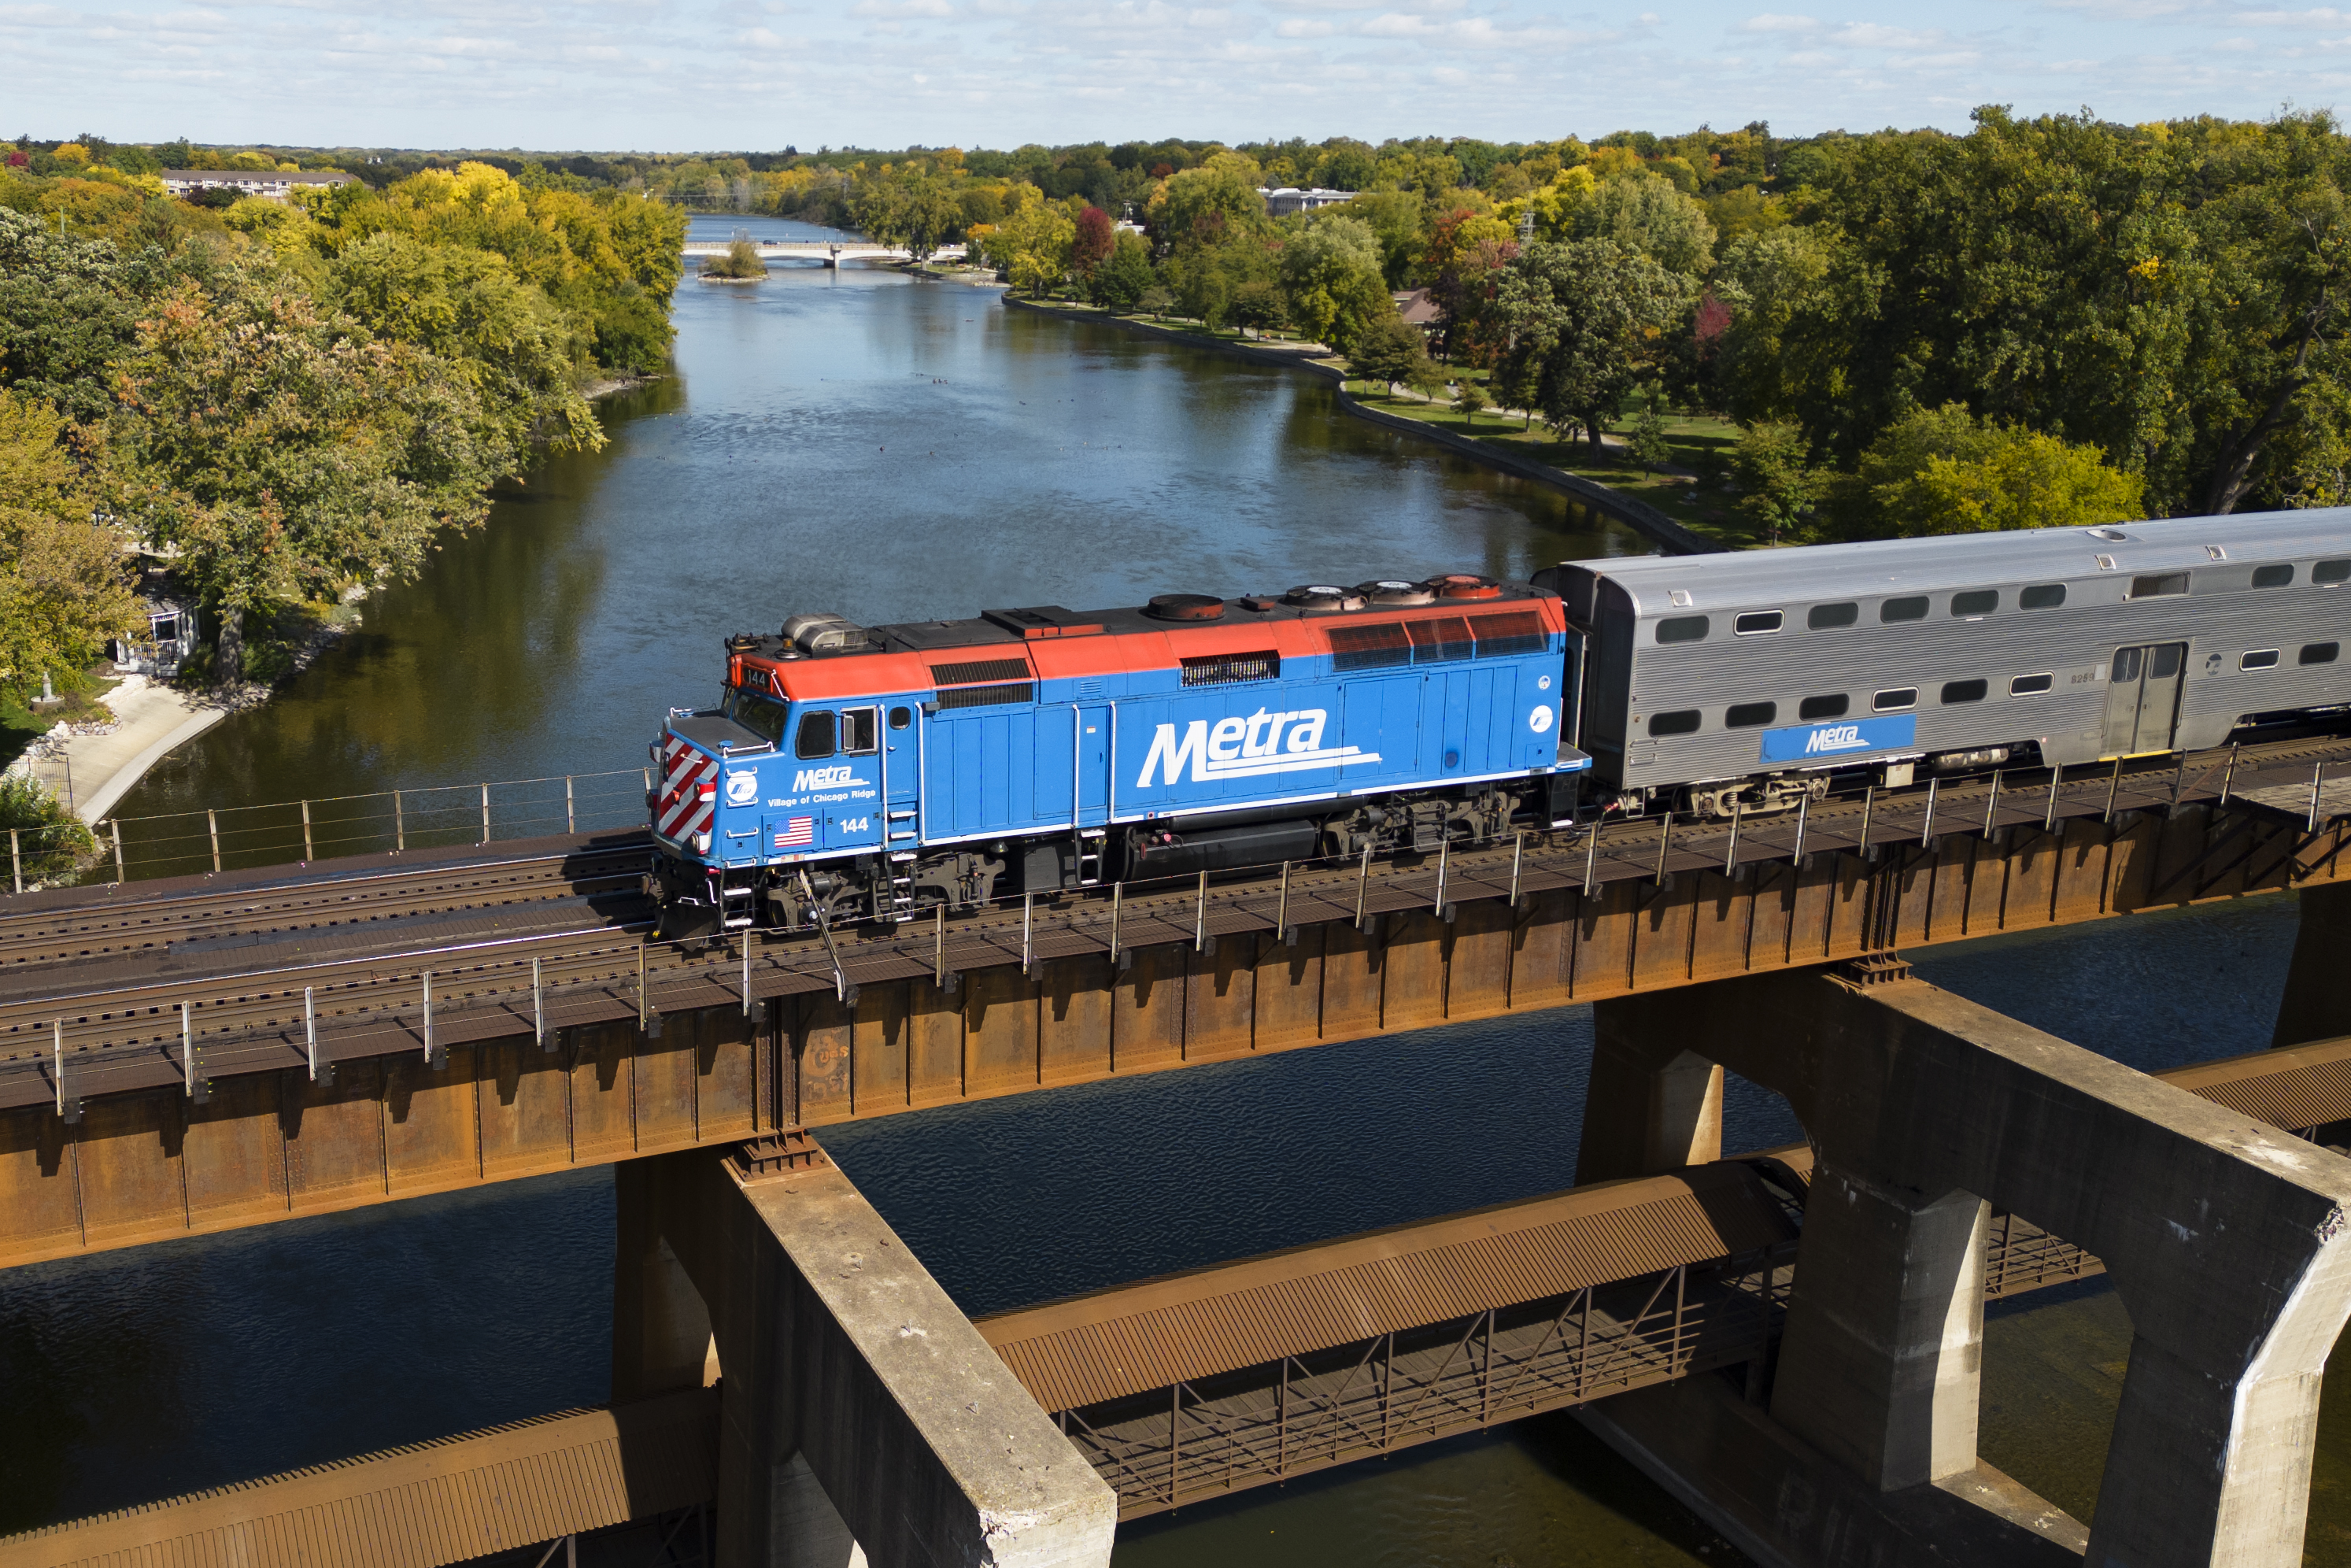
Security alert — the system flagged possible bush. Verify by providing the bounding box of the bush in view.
[0,774,94,884]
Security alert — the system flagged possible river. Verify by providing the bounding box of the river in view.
[6,227,2345,1565]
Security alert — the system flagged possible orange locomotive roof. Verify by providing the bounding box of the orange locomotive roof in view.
[754,595,1565,703]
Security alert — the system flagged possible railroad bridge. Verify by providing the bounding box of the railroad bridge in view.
[9,738,2351,1568]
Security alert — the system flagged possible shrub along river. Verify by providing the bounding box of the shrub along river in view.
[4,217,2348,1564]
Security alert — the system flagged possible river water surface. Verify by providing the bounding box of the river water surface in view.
[6,232,2348,1565]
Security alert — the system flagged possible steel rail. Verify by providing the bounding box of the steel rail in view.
[0,843,647,977]
[6,731,2350,1112]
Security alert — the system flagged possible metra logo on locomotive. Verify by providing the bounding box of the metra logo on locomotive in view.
[793,764,858,790]
[1138,708,1381,786]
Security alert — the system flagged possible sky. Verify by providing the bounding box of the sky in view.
[1,0,2345,153]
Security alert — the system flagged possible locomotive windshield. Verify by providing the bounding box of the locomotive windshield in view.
[723,686,790,746]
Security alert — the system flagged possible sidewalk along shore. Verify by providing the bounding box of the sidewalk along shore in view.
[13,675,229,825]
[1001,296,1721,557]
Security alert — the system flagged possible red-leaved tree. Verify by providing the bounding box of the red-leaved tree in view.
[1071,207,1116,279]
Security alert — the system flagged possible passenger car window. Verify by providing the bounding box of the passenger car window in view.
[1656,616,1710,644]
[2253,564,2294,588]
[1807,603,1860,629]
[795,710,837,759]
[1941,679,1989,704]
[1735,611,1784,635]
[2317,560,2351,585]
[1880,597,1929,623]
[1650,709,1702,735]
[1874,688,1917,712]
[2242,650,2280,670]
[2303,642,2342,666]
[1725,701,1776,727]
[1951,590,1999,617]
[841,708,878,754]
[1798,693,1850,720]
[2020,585,2067,609]
[2129,573,2190,598]
[2010,673,2054,695]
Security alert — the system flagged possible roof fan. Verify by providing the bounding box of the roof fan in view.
[1356,579,1438,608]
[1281,584,1367,613]
[1145,594,1226,622]
[1429,573,1503,601]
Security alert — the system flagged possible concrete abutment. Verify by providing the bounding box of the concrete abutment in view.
[2275,881,2351,1048]
[611,1144,1115,1568]
[1576,963,2351,1567]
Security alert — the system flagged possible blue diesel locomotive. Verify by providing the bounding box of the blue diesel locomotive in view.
[647,577,1587,934]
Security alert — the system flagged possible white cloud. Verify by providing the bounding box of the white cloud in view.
[0,0,2335,150]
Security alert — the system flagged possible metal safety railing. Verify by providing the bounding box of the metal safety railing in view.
[3,767,654,893]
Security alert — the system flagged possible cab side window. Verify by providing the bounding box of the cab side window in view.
[842,708,879,754]
[796,711,837,759]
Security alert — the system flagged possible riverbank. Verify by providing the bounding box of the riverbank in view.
[1004,295,1733,557]
[11,675,227,827]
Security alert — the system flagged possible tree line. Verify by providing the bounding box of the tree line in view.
[0,149,685,686]
[721,112,2351,542]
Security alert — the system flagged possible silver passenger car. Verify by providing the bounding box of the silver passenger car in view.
[1539,511,2351,817]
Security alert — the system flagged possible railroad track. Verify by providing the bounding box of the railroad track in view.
[6,736,2350,1116]
[0,836,650,992]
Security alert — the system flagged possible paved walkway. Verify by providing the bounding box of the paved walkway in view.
[16,675,228,824]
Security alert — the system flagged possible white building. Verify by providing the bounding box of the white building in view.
[161,168,358,203]
[1259,187,1354,217]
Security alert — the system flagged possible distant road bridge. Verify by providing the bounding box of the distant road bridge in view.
[681,239,967,268]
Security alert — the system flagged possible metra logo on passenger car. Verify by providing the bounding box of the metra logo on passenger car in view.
[1806,725,1865,754]
[794,765,858,790]
[1138,708,1381,786]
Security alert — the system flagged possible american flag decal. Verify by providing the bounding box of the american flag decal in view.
[774,817,815,849]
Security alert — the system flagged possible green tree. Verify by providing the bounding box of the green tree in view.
[1855,405,2143,535]
[0,387,140,693]
[323,231,601,455]
[1454,383,1490,425]
[107,278,506,681]
[1731,422,1815,543]
[1348,312,1432,396]
[1138,285,1175,320]
[1277,216,1389,352]
[1569,172,1715,276]
[1330,189,1425,287]
[1769,109,2351,514]
[1231,278,1287,338]
[1493,239,1686,453]
[1629,402,1672,475]
[1087,232,1155,309]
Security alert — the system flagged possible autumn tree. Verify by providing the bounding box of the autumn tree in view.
[106,279,506,681]
[0,387,139,692]
[1071,206,1116,279]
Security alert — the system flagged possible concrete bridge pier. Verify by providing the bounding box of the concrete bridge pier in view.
[611,1140,1115,1568]
[1573,965,2351,1568]
[2274,882,2351,1048]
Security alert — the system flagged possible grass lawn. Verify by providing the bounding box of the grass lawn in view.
[1344,381,1780,550]
[0,667,120,771]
